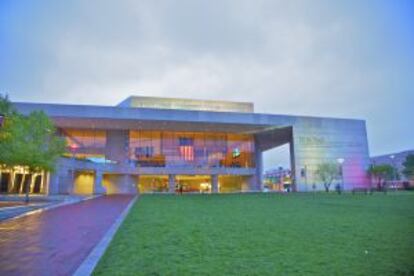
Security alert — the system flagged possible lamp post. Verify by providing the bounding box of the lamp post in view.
[337,158,345,193]
[390,155,397,191]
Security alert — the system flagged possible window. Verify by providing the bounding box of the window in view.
[179,137,194,161]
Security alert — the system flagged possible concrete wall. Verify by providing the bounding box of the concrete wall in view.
[106,130,129,163]
[102,174,138,194]
[292,118,370,191]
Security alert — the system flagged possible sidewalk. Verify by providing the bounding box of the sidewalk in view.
[0,195,135,276]
[0,195,99,221]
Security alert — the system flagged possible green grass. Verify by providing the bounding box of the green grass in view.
[94,192,414,275]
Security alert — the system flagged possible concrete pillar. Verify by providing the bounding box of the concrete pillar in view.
[168,174,176,193]
[19,173,25,194]
[9,172,15,193]
[6,172,13,193]
[124,175,138,194]
[289,141,297,192]
[250,149,263,192]
[48,172,60,195]
[212,174,219,193]
[29,175,35,193]
[136,175,140,194]
[94,170,106,194]
[41,171,49,194]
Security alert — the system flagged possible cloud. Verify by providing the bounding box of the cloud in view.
[1,0,413,162]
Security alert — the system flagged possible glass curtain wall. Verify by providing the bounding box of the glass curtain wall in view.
[129,130,255,169]
[61,129,107,160]
[219,175,250,193]
[138,175,169,193]
[59,129,255,168]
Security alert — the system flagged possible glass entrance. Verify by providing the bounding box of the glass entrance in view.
[176,175,211,193]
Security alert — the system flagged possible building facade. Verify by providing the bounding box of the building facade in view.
[0,96,371,195]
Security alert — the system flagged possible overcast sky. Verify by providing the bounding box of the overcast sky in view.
[1,0,413,168]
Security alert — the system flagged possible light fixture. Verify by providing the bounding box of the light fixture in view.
[337,158,345,164]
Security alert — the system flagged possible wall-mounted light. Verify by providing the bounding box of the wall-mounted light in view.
[336,158,345,165]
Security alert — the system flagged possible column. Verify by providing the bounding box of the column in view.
[42,172,49,194]
[168,174,176,193]
[124,175,138,194]
[136,175,140,194]
[29,174,35,193]
[94,170,106,194]
[19,172,25,194]
[212,174,219,193]
[48,172,60,195]
[250,149,263,192]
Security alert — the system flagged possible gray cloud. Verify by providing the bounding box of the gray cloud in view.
[1,0,413,167]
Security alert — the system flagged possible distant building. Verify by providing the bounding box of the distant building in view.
[264,167,292,192]
[371,150,414,181]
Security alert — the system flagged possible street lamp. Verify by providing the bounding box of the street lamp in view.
[337,158,345,193]
[390,155,397,191]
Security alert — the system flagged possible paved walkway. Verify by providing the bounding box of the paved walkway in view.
[0,195,134,276]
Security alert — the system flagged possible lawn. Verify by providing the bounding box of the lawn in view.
[94,192,414,275]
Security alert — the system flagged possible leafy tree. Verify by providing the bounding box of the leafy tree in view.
[402,154,414,180]
[0,94,19,181]
[368,164,394,191]
[315,162,339,192]
[0,95,66,202]
[0,93,16,116]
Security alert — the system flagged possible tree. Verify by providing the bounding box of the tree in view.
[315,162,339,192]
[0,93,16,116]
[402,154,414,180]
[368,164,394,191]
[0,94,19,184]
[0,96,66,202]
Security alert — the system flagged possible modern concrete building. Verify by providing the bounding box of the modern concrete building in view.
[0,96,371,195]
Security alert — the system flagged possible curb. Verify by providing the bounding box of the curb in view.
[0,195,102,223]
[73,195,138,276]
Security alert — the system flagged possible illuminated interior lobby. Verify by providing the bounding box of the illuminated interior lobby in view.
[1,95,371,195]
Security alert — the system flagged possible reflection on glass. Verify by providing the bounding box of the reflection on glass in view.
[61,129,106,160]
[129,130,255,168]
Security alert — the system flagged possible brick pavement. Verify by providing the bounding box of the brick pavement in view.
[0,195,134,276]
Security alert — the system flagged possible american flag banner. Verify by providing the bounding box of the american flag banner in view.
[179,137,194,161]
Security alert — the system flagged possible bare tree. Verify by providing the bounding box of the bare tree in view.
[315,162,339,192]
